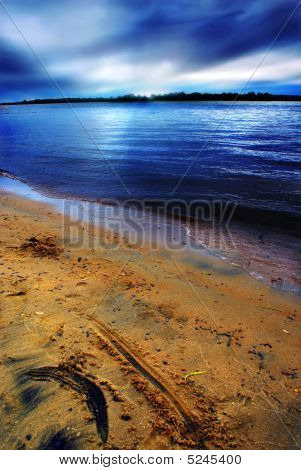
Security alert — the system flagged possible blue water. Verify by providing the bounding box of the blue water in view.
[0,101,301,225]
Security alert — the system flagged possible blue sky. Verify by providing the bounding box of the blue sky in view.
[0,0,301,101]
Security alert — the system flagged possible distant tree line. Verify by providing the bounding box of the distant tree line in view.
[2,91,301,105]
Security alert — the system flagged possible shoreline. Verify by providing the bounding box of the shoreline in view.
[1,173,300,296]
[2,167,300,233]
[0,189,300,449]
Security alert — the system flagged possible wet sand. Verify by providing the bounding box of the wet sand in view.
[0,191,300,450]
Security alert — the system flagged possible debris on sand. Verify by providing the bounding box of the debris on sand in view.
[5,290,26,297]
[184,370,208,380]
[281,369,298,379]
[20,236,63,258]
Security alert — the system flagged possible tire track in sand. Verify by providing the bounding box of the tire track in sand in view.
[90,320,196,430]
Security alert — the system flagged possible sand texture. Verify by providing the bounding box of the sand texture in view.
[0,191,300,450]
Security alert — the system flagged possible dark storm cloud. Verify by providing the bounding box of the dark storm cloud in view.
[0,0,301,100]
[84,0,301,67]
[0,37,75,100]
[0,43,37,74]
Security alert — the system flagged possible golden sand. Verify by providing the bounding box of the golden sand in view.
[0,191,300,449]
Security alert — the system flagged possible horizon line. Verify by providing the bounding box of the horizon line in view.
[2,90,301,105]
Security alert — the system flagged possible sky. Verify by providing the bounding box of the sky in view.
[0,0,301,101]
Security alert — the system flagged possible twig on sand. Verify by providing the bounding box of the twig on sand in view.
[184,370,208,380]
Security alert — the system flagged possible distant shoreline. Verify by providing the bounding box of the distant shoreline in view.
[2,91,301,105]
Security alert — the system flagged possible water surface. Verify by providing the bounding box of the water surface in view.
[0,101,300,227]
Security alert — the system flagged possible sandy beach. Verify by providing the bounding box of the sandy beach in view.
[0,190,300,450]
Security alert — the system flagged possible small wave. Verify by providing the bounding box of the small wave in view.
[0,168,27,184]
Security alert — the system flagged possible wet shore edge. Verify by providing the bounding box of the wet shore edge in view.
[1,168,300,296]
[1,167,300,238]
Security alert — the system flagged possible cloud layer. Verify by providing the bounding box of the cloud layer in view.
[1,0,301,100]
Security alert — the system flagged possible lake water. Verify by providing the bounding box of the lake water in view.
[0,101,300,223]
